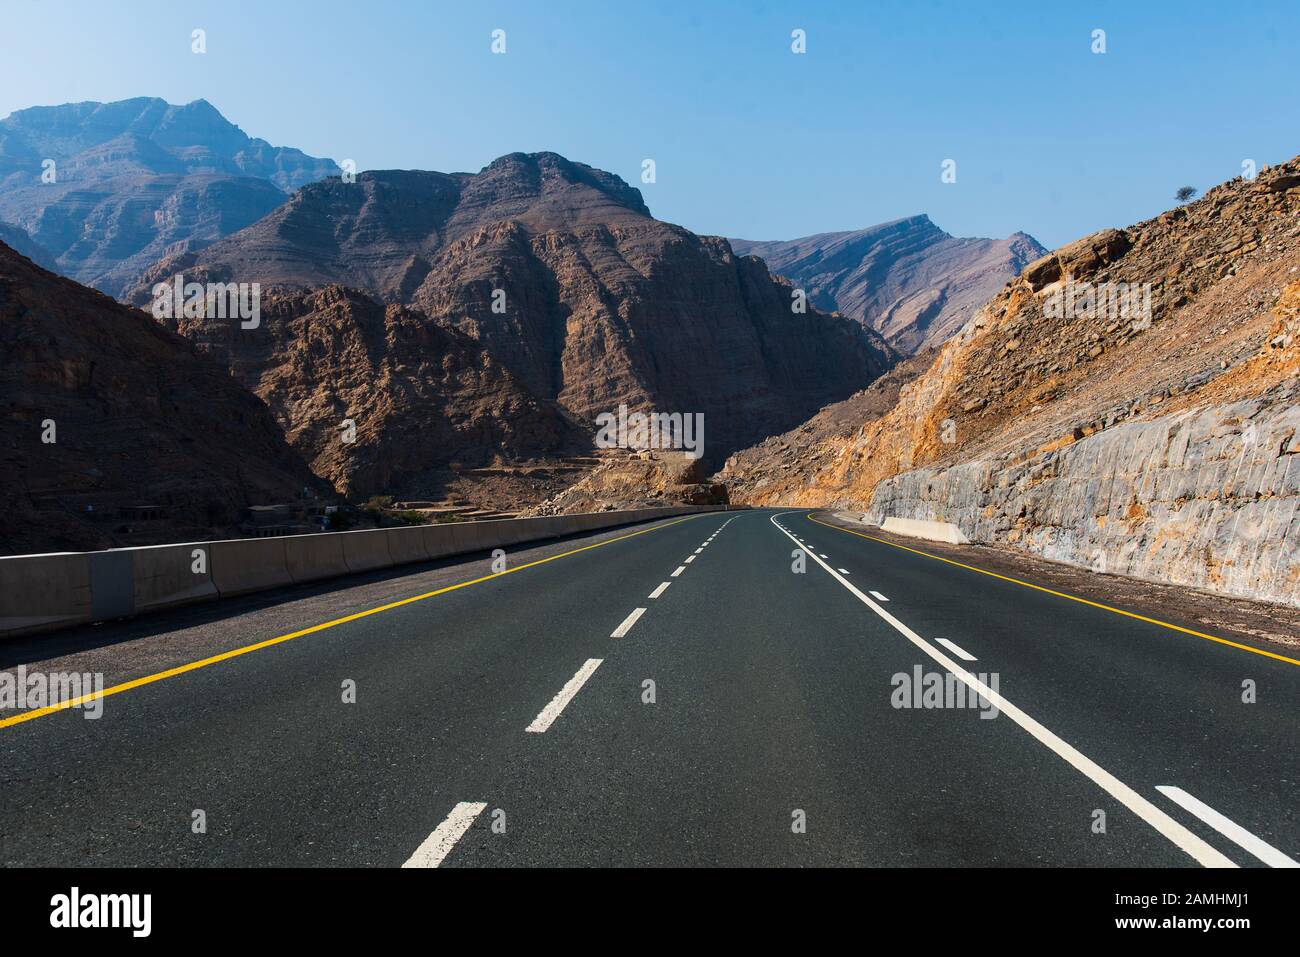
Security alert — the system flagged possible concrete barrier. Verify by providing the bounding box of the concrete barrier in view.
[1,505,725,639]
[132,543,219,614]
[385,526,429,565]
[879,516,970,545]
[0,552,94,636]
[477,518,530,546]
[284,533,349,585]
[444,520,488,556]
[341,528,394,573]
[421,523,461,559]
[574,512,609,532]
[210,538,292,597]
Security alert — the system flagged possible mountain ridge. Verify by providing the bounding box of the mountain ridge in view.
[129,150,897,473]
[731,216,1045,353]
[0,97,340,296]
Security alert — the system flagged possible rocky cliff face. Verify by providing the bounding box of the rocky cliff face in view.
[0,98,339,296]
[163,285,587,499]
[723,158,1300,606]
[133,152,896,471]
[731,216,1045,353]
[0,240,327,555]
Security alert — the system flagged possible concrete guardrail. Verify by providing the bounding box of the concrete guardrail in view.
[879,516,970,545]
[0,505,729,639]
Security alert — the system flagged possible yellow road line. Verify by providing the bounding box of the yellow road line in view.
[0,513,710,731]
[807,512,1300,668]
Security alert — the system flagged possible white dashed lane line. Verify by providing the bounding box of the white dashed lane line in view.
[837,568,850,575]
[526,658,604,733]
[671,566,685,577]
[684,555,695,564]
[648,581,671,599]
[610,607,647,638]
[403,801,487,868]
[869,591,890,602]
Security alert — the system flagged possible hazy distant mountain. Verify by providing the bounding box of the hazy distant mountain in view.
[0,97,339,296]
[731,217,1046,353]
[132,151,896,468]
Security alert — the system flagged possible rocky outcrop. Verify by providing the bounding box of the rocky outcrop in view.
[0,240,327,555]
[724,157,1300,606]
[163,284,587,499]
[527,450,728,515]
[133,152,896,469]
[731,216,1045,353]
[0,98,338,296]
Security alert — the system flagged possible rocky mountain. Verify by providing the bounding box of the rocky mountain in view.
[162,284,587,499]
[0,98,339,296]
[720,158,1300,606]
[731,217,1045,353]
[0,239,327,555]
[132,151,896,471]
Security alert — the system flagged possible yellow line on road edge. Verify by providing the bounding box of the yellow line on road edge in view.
[0,514,709,732]
[807,512,1300,668]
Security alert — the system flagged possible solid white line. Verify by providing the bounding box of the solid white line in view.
[1156,786,1298,868]
[402,801,487,868]
[684,555,695,564]
[610,607,647,638]
[648,581,671,599]
[671,566,685,577]
[526,658,603,732]
[869,590,890,602]
[936,637,978,661]
[768,512,1236,869]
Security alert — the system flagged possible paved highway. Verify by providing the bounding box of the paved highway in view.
[1,509,1296,867]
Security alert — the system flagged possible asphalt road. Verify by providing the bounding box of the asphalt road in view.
[1,509,1296,868]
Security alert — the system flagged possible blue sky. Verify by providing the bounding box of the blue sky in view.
[1,0,1296,248]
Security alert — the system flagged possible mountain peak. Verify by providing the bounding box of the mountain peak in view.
[730,217,1047,353]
